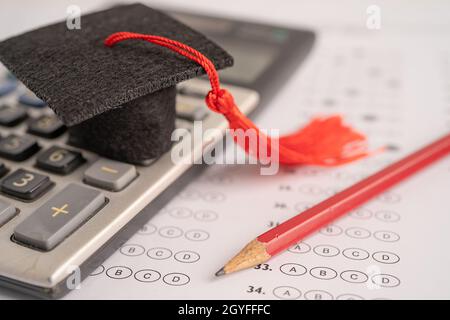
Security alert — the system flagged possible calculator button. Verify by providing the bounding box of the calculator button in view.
[0,135,39,161]
[0,199,16,226]
[28,115,66,138]
[177,86,205,99]
[0,80,17,97]
[36,146,84,174]
[0,162,8,178]
[84,159,137,191]
[18,91,47,108]
[0,105,28,127]
[176,101,207,121]
[1,169,52,200]
[14,183,105,250]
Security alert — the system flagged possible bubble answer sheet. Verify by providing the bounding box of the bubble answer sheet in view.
[1,4,450,300]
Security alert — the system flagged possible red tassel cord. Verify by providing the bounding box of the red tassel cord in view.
[105,32,377,166]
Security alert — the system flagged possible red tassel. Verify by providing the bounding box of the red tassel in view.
[105,32,375,166]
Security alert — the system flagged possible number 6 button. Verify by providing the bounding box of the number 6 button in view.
[36,146,84,174]
[1,169,52,200]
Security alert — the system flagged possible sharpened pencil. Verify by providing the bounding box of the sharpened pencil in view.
[216,132,450,276]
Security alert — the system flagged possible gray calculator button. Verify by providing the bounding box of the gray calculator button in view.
[1,169,52,200]
[0,200,16,226]
[176,101,207,121]
[14,183,105,251]
[0,135,40,161]
[84,159,137,191]
[0,105,28,127]
[28,115,66,138]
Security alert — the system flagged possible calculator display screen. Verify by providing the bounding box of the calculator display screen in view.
[168,9,315,105]
[213,38,279,85]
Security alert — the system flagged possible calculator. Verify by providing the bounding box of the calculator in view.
[0,8,315,298]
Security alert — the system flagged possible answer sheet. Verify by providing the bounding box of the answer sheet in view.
[61,25,450,299]
[2,8,450,300]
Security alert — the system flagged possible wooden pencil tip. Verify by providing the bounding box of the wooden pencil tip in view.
[215,267,226,277]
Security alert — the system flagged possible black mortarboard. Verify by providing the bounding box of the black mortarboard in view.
[0,3,233,163]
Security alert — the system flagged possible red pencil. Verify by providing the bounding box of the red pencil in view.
[216,132,450,276]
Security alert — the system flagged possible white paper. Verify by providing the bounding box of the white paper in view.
[61,27,450,299]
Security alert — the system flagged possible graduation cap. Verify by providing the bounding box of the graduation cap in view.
[0,3,233,163]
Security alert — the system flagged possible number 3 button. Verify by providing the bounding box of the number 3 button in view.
[1,169,52,200]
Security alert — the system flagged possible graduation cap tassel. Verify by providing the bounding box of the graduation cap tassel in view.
[105,32,377,166]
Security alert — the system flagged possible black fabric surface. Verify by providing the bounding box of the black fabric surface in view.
[0,3,233,125]
[0,3,233,163]
[68,87,176,163]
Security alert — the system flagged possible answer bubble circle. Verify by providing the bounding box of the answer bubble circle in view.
[168,207,193,219]
[345,227,371,239]
[273,286,301,300]
[309,267,337,280]
[202,191,226,202]
[372,251,400,264]
[185,229,210,241]
[304,290,333,300]
[337,294,364,300]
[375,210,400,222]
[90,265,105,276]
[194,210,218,222]
[106,266,133,279]
[349,208,372,219]
[138,223,157,235]
[134,269,161,283]
[174,251,201,263]
[288,242,311,254]
[320,225,343,236]
[279,263,307,276]
[313,244,340,257]
[178,189,201,200]
[147,247,173,260]
[342,248,370,261]
[373,230,400,242]
[371,274,401,287]
[377,192,401,204]
[120,244,145,256]
[163,273,190,286]
[159,226,183,238]
[340,270,368,283]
